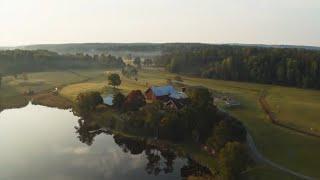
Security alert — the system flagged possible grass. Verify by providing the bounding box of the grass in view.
[0,85,28,110]
[2,68,320,179]
[0,69,105,110]
[60,82,107,101]
[266,86,320,134]
[32,92,73,109]
[241,165,301,180]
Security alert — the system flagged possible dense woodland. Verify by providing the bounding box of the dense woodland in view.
[2,44,320,89]
[0,49,124,74]
[156,45,320,89]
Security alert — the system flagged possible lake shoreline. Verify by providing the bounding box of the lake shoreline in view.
[0,98,217,179]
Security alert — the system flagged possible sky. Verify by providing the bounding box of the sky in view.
[0,0,319,47]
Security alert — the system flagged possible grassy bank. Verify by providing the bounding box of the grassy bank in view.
[0,70,106,110]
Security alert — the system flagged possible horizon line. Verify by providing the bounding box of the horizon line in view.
[2,42,320,49]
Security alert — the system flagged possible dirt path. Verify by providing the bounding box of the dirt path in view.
[246,133,315,180]
[259,90,320,138]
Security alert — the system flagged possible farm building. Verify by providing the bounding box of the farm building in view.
[145,85,189,109]
[145,85,187,101]
[164,98,189,110]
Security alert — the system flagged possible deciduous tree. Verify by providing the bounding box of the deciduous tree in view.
[75,91,103,117]
[123,90,146,111]
[108,73,121,88]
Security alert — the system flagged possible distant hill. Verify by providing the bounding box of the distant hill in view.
[15,43,320,57]
[18,43,163,58]
[230,43,320,51]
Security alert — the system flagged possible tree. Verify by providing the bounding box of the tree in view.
[75,91,103,117]
[186,87,212,109]
[113,92,126,110]
[144,101,163,138]
[218,142,248,180]
[108,73,121,88]
[207,118,246,150]
[133,57,141,68]
[123,90,146,111]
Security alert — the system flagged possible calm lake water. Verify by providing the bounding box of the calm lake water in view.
[0,103,193,180]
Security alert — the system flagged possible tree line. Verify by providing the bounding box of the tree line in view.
[0,49,124,75]
[155,45,320,89]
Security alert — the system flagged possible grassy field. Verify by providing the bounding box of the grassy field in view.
[0,70,105,110]
[266,86,320,134]
[2,68,320,178]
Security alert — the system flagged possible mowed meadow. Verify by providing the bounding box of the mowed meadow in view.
[1,69,320,178]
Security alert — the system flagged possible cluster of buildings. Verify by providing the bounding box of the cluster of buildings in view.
[145,85,189,110]
[103,85,189,110]
[103,84,241,110]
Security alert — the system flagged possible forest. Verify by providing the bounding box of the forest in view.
[156,45,320,89]
[0,49,124,74]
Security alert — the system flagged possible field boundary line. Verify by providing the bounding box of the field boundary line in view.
[258,90,320,138]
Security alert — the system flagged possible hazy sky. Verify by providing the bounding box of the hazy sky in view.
[0,0,319,46]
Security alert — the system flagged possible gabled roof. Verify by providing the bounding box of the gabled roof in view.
[149,85,176,97]
[165,98,190,109]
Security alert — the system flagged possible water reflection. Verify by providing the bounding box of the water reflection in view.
[75,119,110,146]
[0,103,210,180]
[75,117,212,178]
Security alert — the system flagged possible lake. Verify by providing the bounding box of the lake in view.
[0,103,201,180]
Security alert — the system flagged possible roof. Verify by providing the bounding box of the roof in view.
[169,91,188,99]
[103,95,113,106]
[149,85,177,97]
[165,98,189,109]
